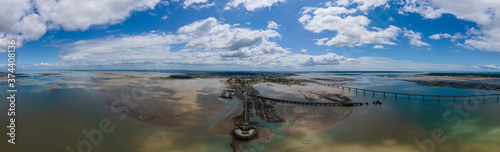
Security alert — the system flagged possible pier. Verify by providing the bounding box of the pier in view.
[308,80,500,102]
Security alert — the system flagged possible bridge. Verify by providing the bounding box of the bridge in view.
[250,95,364,106]
[307,80,500,103]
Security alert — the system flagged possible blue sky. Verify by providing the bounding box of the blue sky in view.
[2,0,500,71]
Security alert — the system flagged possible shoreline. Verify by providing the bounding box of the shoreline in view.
[394,75,500,91]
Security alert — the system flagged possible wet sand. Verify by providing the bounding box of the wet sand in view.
[253,82,353,135]
[208,101,274,141]
[253,82,351,103]
[90,71,230,127]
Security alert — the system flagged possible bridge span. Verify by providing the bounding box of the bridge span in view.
[251,95,364,106]
[307,80,500,102]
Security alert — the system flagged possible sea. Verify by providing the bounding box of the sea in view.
[1,71,500,152]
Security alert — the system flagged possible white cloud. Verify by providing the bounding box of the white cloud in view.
[34,62,51,66]
[373,45,385,49]
[0,0,45,51]
[161,15,168,20]
[0,0,161,52]
[181,0,214,9]
[294,53,357,67]
[403,28,430,46]
[51,17,377,70]
[400,0,500,52]
[300,49,307,53]
[225,0,286,11]
[46,25,496,71]
[178,17,230,36]
[334,0,389,12]
[300,2,401,47]
[476,65,500,70]
[267,21,280,29]
[429,33,450,40]
[183,0,207,7]
[35,0,160,31]
[429,33,466,42]
[177,17,286,57]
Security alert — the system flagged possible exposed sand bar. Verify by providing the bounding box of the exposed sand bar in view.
[253,82,353,135]
[89,71,230,127]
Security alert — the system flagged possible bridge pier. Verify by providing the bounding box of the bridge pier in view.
[307,82,500,104]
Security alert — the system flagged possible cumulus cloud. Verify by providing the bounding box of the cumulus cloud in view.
[333,0,389,12]
[300,49,307,53]
[429,33,466,42]
[225,0,286,11]
[403,28,430,46]
[35,0,160,31]
[0,0,161,52]
[181,0,214,9]
[400,0,500,52]
[178,17,286,57]
[295,53,357,67]
[300,1,401,47]
[267,21,280,29]
[51,17,375,70]
[373,45,385,49]
[429,33,451,40]
[51,15,478,71]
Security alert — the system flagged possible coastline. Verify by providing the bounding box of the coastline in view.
[394,75,500,91]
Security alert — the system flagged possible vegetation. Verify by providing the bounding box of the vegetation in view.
[159,72,304,87]
[424,73,500,78]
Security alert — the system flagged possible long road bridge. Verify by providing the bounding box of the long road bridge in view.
[307,80,500,103]
[251,95,364,106]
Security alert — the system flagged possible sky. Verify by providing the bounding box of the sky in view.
[1,0,500,71]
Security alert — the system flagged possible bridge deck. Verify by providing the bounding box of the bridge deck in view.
[307,80,500,102]
[251,95,364,106]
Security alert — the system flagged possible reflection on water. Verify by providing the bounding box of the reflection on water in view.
[1,71,500,152]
